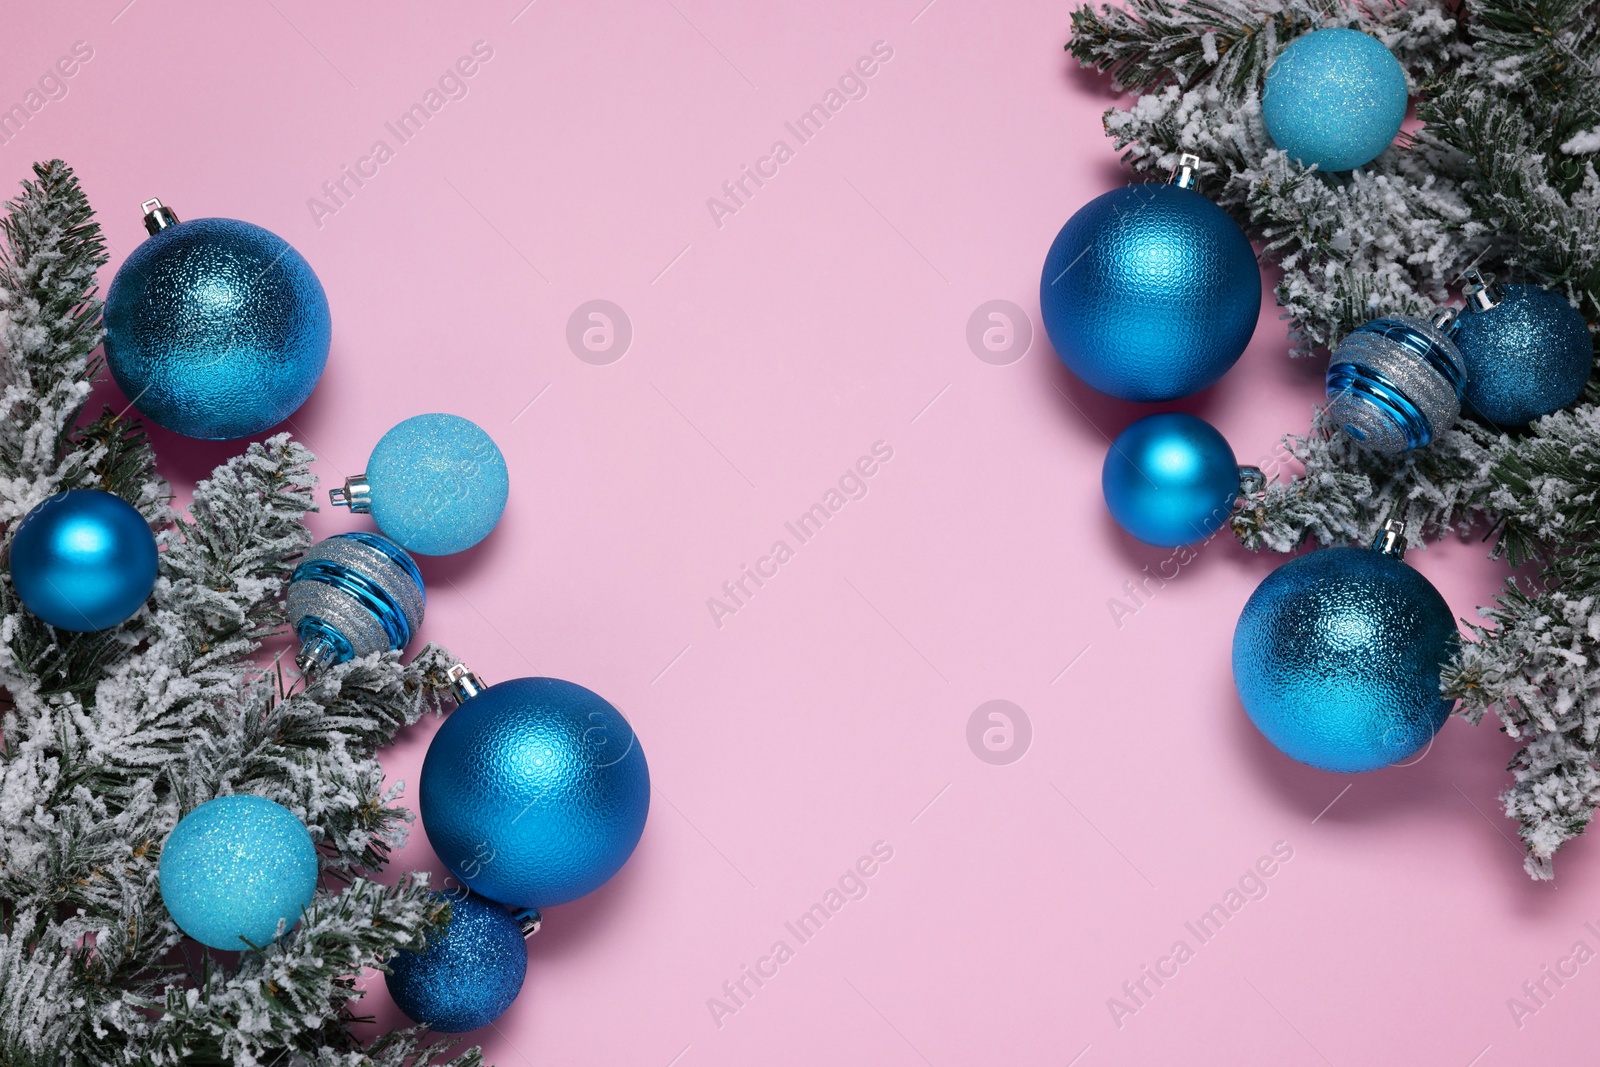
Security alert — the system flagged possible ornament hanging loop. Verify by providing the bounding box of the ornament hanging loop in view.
[1462,269,1503,312]
[513,907,542,938]
[140,198,179,234]
[330,474,373,514]
[1170,153,1202,190]
[1372,518,1408,560]
[1237,465,1266,496]
[445,662,486,703]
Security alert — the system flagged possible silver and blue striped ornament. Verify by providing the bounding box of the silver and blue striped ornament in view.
[286,532,425,671]
[1325,310,1465,453]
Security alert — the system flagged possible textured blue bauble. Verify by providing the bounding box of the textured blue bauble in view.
[1102,413,1238,546]
[9,490,157,631]
[286,532,425,669]
[1451,285,1592,427]
[1262,29,1408,172]
[1040,184,1261,401]
[1232,546,1456,773]
[367,414,509,555]
[158,795,319,950]
[104,217,330,440]
[387,893,527,1033]
[1326,314,1465,453]
[420,677,650,909]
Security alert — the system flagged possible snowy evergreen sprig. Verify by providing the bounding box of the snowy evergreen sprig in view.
[1069,0,1600,877]
[0,162,481,1064]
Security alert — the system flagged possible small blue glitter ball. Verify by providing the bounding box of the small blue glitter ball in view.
[9,490,157,631]
[387,892,528,1033]
[1232,543,1457,773]
[104,216,330,440]
[1040,184,1261,401]
[420,677,650,909]
[158,795,319,950]
[364,414,509,555]
[1451,284,1593,427]
[1102,413,1239,547]
[1262,29,1408,172]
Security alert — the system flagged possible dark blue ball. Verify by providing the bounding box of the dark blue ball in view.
[104,217,330,440]
[9,490,157,631]
[419,677,650,909]
[1451,284,1592,427]
[387,892,527,1033]
[1040,184,1260,401]
[1232,546,1456,773]
[1102,413,1238,546]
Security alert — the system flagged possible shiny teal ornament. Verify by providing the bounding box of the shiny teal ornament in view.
[387,892,534,1033]
[1232,522,1456,773]
[1102,413,1247,546]
[331,414,509,556]
[158,795,319,950]
[419,670,650,909]
[9,489,157,631]
[1451,271,1593,427]
[104,199,330,440]
[1262,29,1408,172]
[1040,156,1261,401]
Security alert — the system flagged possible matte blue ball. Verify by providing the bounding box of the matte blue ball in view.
[1262,29,1408,172]
[9,490,157,631]
[1041,184,1261,401]
[1232,546,1456,773]
[420,677,649,909]
[1103,413,1239,547]
[387,893,527,1033]
[104,217,330,440]
[367,414,509,555]
[1451,285,1593,427]
[158,795,319,950]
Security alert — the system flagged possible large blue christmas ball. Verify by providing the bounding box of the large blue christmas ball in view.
[158,795,319,950]
[1262,29,1408,172]
[365,414,509,555]
[387,892,527,1033]
[9,489,157,631]
[104,215,330,440]
[419,677,650,909]
[1102,413,1239,546]
[1451,284,1592,427]
[1040,184,1261,401]
[1232,544,1456,773]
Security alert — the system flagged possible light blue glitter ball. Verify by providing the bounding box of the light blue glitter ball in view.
[387,893,528,1033]
[1102,413,1239,547]
[1262,28,1408,172]
[158,795,319,951]
[104,217,330,440]
[1451,284,1593,427]
[367,414,509,555]
[1232,545,1457,773]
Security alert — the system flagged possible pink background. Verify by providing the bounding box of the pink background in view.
[4,1,1593,1063]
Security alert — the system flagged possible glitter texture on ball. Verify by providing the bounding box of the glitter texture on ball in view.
[1262,28,1408,172]
[355,413,509,556]
[158,795,319,951]
[386,893,528,1033]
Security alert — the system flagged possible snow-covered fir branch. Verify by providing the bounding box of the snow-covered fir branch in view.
[0,163,479,1063]
[1070,0,1600,877]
